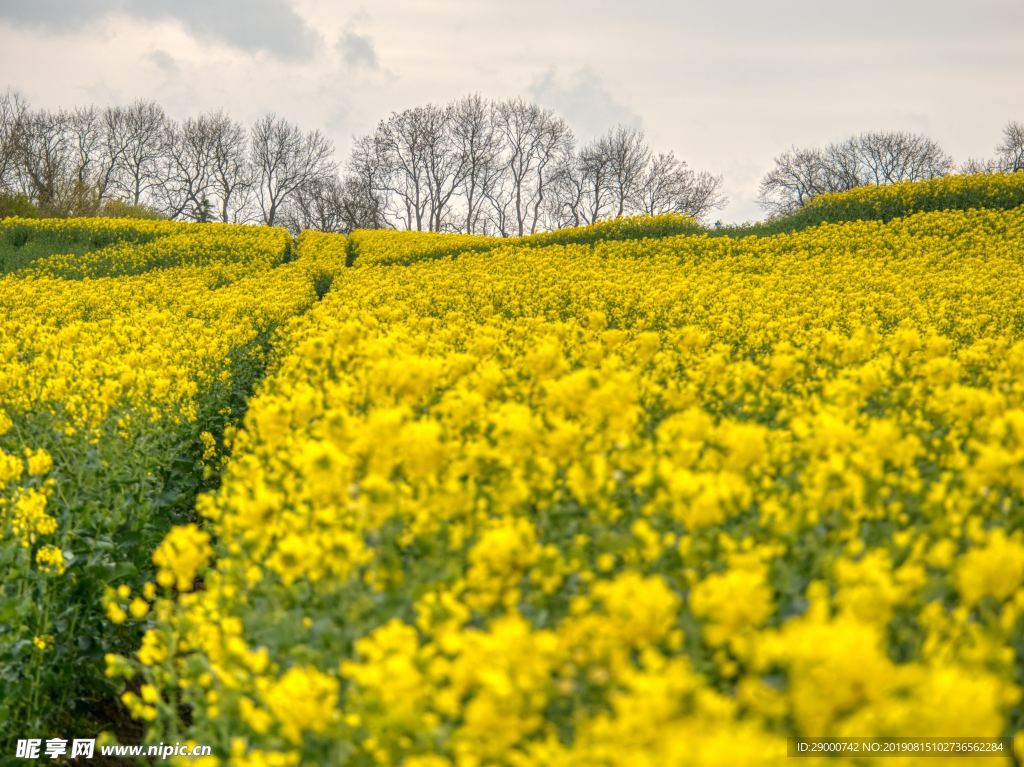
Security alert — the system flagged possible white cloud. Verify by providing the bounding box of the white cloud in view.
[338,30,379,70]
[2,0,1023,222]
[0,0,315,59]
[529,68,641,140]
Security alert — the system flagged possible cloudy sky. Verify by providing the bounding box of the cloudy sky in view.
[1,0,1021,221]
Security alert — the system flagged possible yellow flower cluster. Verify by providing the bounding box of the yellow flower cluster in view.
[153,523,213,591]
[32,224,292,278]
[1,215,183,252]
[0,254,316,434]
[348,212,697,267]
[348,228,496,266]
[2,216,293,279]
[0,219,347,737]
[801,171,1024,222]
[127,204,1024,765]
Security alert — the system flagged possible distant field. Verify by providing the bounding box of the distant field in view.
[3,174,1024,765]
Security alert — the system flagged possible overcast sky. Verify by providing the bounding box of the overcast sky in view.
[1,0,1021,222]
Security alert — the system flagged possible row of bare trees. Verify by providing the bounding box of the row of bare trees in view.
[757,131,953,216]
[344,95,726,235]
[960,122,1024,176]
[4,86,1021,228]
[0,89,726,232]
[759,123,1024,216]
[0,90,334,225]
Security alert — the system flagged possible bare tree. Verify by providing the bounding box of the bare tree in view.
[759,131,951,215]
[492,98,572,236]
[635,152,679,216]
[1,90,29,193]
[281,175,343,233]
[605,126,650,217]
[282,171,391,234]
[451,94,503,234]
[421,103,468,232]
[996,121,1024,172]
[546,151,587,228]
[959,156,1003,175]
[346,134,390,227]
[532,113,574,235]
[636,152,725,221]
[6,98,330,224]
[66,105,118,212]
[157,115,218,220]
[758,147,828,216]
[373,107,431,230]
[856,131,951,185]
[16,103,141,214]
[959,122,1024,175]
[681,170,727,220]
[206,112,253,223]
[368,102,470,232]
[105,100,169,207]
[821,138,864,191]
[339,173,388,231]
[16,109,75,212]
[545,132,618,228]
[580,134,616,223]
[4,99,114,214]
[251,113,335,226]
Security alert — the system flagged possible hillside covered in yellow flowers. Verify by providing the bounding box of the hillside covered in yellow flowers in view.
[3,173,1024,765]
